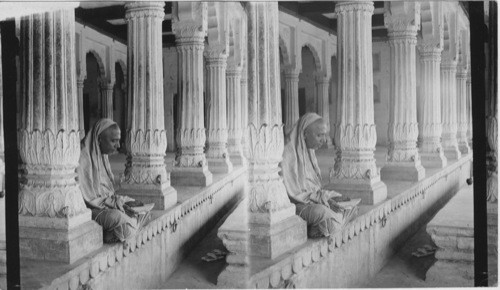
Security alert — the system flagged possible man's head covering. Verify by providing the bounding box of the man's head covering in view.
[78,118,118,205]
[281,113,323,204]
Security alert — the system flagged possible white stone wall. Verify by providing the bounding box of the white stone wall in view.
[373,40,390,146]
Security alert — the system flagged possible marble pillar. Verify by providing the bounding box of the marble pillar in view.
[417,45,447,168]
[18,8,102,263]
[100,82,114,119]
[226,66,245,165]
[205,51,233,173]
[240,69,248,156]
[283,69,299,134]
[218,2,307,287]
[381,3,425,181]
[327,1,387,205]
[77,78,85,140]
[456,67,471,155]
[466,73,472,145]
[171,2,213,186]
[120,2,177,210]
[316,75,333,147]
[441,60,462,160]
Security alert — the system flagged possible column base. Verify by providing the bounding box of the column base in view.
[207,157,233,173]
[381,162,426,181]
[170,166,213,187]
[19,219,102,264]
[218,200,306,260]
[444,146,462,160]
[325,178,387,205]
[420,151,448,168]
[119,184,177,210]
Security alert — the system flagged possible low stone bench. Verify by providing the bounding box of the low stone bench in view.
[426,186,474,286]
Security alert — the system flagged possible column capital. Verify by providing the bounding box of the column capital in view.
[456,67,468,79]
[384,2,420,38]
[418,42,443,56]
[204,45,228,61]
[441,59,458,70]
[335,2,374,15]
[226,66,242,76]
[100,82,115,91]
[125,2,164,20]
[283,67,300,79]
[315,75,330,84]
[172,2,207,44]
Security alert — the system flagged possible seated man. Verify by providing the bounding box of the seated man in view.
[78,118,150,243]
[281,113,358,238]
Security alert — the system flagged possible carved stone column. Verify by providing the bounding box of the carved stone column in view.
[417,45,447,168]
[18,7,102,263]
[441,60,462,160]
[240,70,248,156]
[100,82,114,119]
[381,3,425,181]
[327,1,387,205]
[171,2,212,186]
[218,2,307,287]
[283,69,299,134]
[226,66,245,165]
[466,73,472,145]
[77,77,85,140]
[316,75,333,147]
[205,51,233,173]
[121,2,177,210]
[456,67,471,155]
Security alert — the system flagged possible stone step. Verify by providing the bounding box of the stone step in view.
[435,249,474,262]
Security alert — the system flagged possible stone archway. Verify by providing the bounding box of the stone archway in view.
[83,52,104,133]
[299,45,318,116]
[114,62,127,151]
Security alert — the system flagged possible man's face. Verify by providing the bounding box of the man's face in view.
[304,122,328,150]
[99,127,121,155]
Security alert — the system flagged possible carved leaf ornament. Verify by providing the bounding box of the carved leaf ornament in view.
[19,129,80,168]
[335,124,377,151]
[126,129,167,156]
[245,123,284,164]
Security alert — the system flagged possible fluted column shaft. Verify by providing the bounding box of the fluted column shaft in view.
[283,71,299,134]
[122,2,177,209]
[18,7,102,263]
[466,74,473,144]
[205,53,232,172]
[100,83,114,119]
[417,46,447,168]
[77,78,85,140]
[170,2,212,187]
[227,67,245,165]
[218,5,306,285]
[441,60,461,159]
[456,68,471,155]
[329,1,387,205]
[240,73,248,155]
[380,7,425,181]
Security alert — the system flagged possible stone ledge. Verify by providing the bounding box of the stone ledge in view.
[242,156,472,288]
[19,166,247,290]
